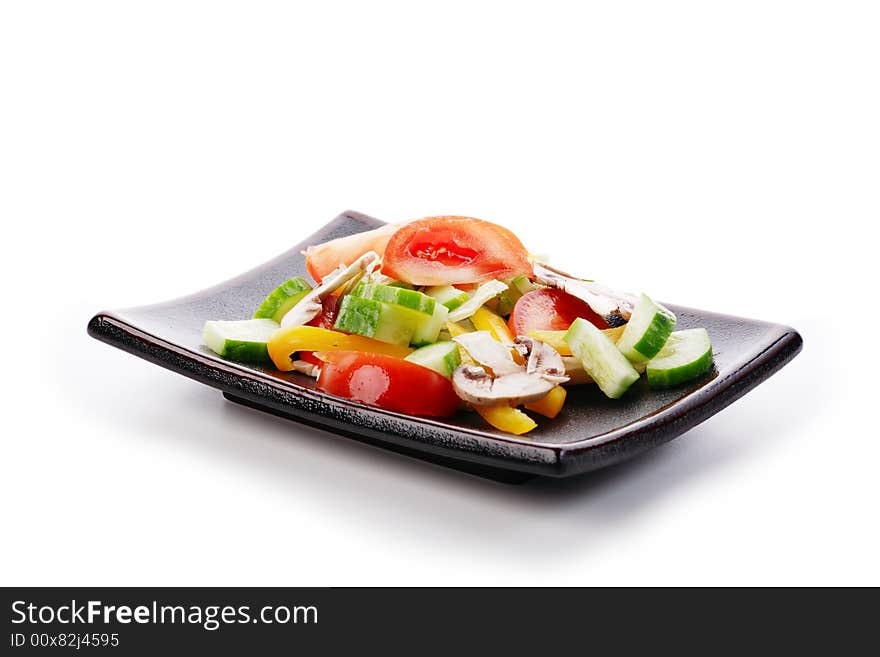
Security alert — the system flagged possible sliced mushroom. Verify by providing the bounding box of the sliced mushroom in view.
[516,336,568,383]
[532,262,637,327]
[452,331,522,376]
[451,333,569,406]
[280,251,380,328]
[452,366,560,406]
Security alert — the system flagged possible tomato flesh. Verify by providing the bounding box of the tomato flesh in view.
[298,295,342,366]
[306,294,341,330]
[382,216,532,286]
[508,289,608,336]
[316,351,460,417]
[408,232,480,266]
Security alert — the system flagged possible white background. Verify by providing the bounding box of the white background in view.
[1,1,877,585]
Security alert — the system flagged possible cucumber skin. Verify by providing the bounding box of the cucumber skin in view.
[203,319,279,365]
[496,275,535,316]
[646,330,714,388]
[411,303,449,347]
[333,295,426,346]
[646,348,712,388]
[618,294,676,363]
[221,340,272,365]
[334,295,380,337]
[353,283,436,315]
[425,285,470,311]
[443,296,467,311]
[630,308,675,360]
[564,318,640,399]
[253,277,312,323]
[404,341,461,378]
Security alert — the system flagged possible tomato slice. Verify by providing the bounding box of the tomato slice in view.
[297,295,342,367]
[508,288,608,336]
[305,223,401,283]
[382,216,532,286]
[306,294,341,330]
[316,351,460,417]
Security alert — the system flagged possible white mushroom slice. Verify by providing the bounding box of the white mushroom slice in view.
[516,336,567,381]
[451,335,570,406]
[532,262,637,327]
[280,251,380,328]
[452,366,560,407]
[452,331,521,377]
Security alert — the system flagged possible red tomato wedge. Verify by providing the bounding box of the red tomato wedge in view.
[381,216,532,286]
[305,223,401,283]
[316,351,460,417]
[508,288,608,336]
[298,295,343,367]
[306,294,341,330]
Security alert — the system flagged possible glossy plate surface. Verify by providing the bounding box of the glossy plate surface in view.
[88,211,802,481]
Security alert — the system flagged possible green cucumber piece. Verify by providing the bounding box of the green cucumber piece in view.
[203,319,279,364]
[424,285,470,311]
[333,295,428,346]
[496,274,536,315]
[564,317,640,398]
[404,341,461,378]
[411,302,450,347]
[352,282,436,315]
[616,293,676,363]
[646,328,713,388]
[253,277,312,323]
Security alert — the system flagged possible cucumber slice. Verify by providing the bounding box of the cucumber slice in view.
[411,302,450,347]
[496,274,536,316]
[424,285,470,311]
[352,282,436,315]
[333,295,429,346]
[253,277,312,323]
[203,319,279,364]
[646,328,713,388]
[616,293,676,363]
[404,341,461,378]
[564,318,640,398]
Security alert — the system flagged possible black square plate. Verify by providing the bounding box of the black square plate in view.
[88,211,802,482]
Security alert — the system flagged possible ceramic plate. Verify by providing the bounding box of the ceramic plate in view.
[88,211,802,482]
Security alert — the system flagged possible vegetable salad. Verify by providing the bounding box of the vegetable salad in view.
[203,216,714,435]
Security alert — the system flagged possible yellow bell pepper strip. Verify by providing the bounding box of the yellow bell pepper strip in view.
[445,321,472,338]
[475,405,537,435]
[603,325,626,343]
[471,306,514,343]
[524,385,567,419]
[526,330,572,355]
[267,325,413,371]
[527,325,626,356]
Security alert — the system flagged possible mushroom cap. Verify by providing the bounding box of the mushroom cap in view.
[451,333,569,407]
[452,366,559,406]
